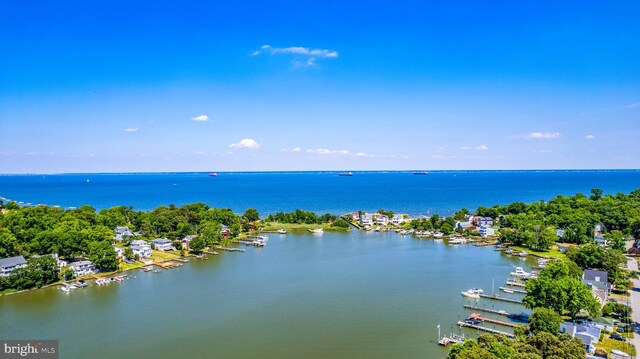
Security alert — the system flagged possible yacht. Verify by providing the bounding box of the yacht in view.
[308,228,324,234]
[448,237,468,244]
[510,267,531,277]
[208,173,218,177]
[277,229,287,234]
[432,232,444,238]
[413,171,429,175]
[338,172,353,176]
[461,288,482,299]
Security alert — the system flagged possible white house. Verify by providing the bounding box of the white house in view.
[130,240,152,258]
[151,238,174,251]
[0,255,27,277]
[375,215,389,226]
[455,221,474,231]
[478,226,495,238]
[113,246,125,260]
[69,260,97,276]
[360,213,373,226]
[391,214,404,226]
[182,235,196,250]
[477,217,494,227]
[114,226,133,241]
[561,321,601,354]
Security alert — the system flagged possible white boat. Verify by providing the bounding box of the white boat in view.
[60,285,70,292]
[518,251,529,257]
[373,226,381,232]
[448,237,468,244]
[461,288,482,299]
[308,228,324,234]
[277,229,287,234]
[503,288,515,294]
[432,232,444,238]
[510,267,531,277]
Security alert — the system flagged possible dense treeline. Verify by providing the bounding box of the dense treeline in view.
[0,255,58,291]
[447,332,585,359]
[265,209,338,224]
[490,189,640,250]
[0,201,249,291]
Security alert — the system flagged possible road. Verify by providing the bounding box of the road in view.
[626,256,640,358]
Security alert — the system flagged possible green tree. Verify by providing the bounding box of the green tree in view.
[590,188,603,201]
[189,236,205,254]
[243,208,260,222]
[123,247,134,261]
[0,227,19,257]
[528,308,561,335]
[605,230,625,252]
[200,221,222,247]
[88,241,118,272]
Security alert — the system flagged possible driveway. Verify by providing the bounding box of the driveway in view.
[625,256,640,358]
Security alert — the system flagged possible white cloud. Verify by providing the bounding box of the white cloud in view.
[529,132,561,139]
[307,148,350,155]
[460,144,489,151]
[584,134,596,140]
[191,114,209,122]
[281,147,302,153]
[124,127,138,133]
[229,138,260,149]
[354,152,370,157]
[252,45,338,66]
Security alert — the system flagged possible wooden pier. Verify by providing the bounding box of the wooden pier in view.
[500,286,526,294]
[215,247,245,252]
[479,294,523,304]
[457,321,515,338]
[464,305,511,317]
[505,281,526,288]
[469,313,521,328]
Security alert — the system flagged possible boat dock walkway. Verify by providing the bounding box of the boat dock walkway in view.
[457,321,515,338]
[463,305,510,317]
[500,286,527,294]
[479,294,523,304]
[215,247,245,252]
[469,313,521,328]
[505,281,526,288]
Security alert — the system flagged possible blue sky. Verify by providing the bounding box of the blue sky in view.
[1,1,639,173]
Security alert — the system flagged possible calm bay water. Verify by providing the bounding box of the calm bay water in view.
[0,170,639,215]
[1,232,534,359]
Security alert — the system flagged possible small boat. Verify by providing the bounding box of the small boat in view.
[510,267,531,277]
[432,232,444,238]
[308,228,324,233]
[208,173,218,177]
[373,226,381,232]
[60,286,70,293]
[448,237,468,245]
[109,277,116,283]
[461,289,481,299]
[413,171,429,175]
[518,251,529,257]
[438,337,451,346]
[503,288,515,294]
[277,229,287,234]
[338,172,353,176]
[76,279,87,287]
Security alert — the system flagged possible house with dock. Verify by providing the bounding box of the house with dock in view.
[390,214,404,226]
[182,235,196,250]
[375,214,389,226]
[130,240,152,258]
[478,225,495,238]
[69,260,97,276]
[360,213,373,226]
[151,238,175,251]
[0,255,27,277]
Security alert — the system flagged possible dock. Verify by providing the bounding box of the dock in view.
[463,305,511,317]
[457,321,515,338]
[500,286,526,294]
[479,294,523,304]
[215,247,245,252]
[469,313,521,328]
[174,258,189,263]
[505,281,526,288]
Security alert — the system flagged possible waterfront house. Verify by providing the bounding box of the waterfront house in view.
[360,213,373,226]
[182,235,196,250]
[455,221,475,231]
[390,214,404,226]
[151,238,174,251]
[114,226,133,241]
[0,255,27,277]
[69,260,97,276]
[221,224,231,236]
[478,225,495,238]
[477,217,494,227]
[130,240,152,258]
[351,212,360,221]
[594,234,606,247]
[375,215,389,226]
[560,321,600,354]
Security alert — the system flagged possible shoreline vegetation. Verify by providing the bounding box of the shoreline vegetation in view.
[1,188,640,357]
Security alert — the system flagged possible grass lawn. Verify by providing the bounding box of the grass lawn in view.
[151,250,180,262]
[260,222,350,233]
[509,245,567,260]
[119,261,145,271]
[598,336,636,357]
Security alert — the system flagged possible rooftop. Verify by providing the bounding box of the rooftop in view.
[0,255,27,268]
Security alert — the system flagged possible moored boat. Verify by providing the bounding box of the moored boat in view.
[277,229,287,234]
[308,228,324,233]
[461,289,481,299]
[510,267,531,277]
